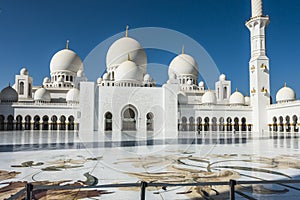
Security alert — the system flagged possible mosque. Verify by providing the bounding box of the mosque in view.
[0,0,299,138]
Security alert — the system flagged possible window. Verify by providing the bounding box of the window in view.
[19,82,24,95]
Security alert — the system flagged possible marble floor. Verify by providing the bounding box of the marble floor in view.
[1,131,300,199]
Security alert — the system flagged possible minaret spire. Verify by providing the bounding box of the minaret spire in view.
[125,25,129,37]
[246,0,270,134]
[251,0,263,17]
[66,40,69,49]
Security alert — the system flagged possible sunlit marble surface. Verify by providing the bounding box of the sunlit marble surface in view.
[1,131,300,199]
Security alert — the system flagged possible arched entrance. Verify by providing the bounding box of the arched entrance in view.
[25,115,31,130]
[42,115,49,130]
[59,116,66,130]
[204,117,209,131]
[104,112,112,131]
[189,117,195,131]
[122,106,137,131]
[146,112,154,131]
[181,117,187,131]
[16,115,22,130]
[68,116,75,130]
[33,115,40,130]
[241,117,247,131]
[234,117,239,131]
[51,115,58,130]
[7,115,14,130]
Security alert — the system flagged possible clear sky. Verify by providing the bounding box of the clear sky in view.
[0,0,300,100]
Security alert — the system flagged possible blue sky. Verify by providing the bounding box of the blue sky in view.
[0,0,300,99]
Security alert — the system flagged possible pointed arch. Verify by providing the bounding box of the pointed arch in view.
[226,117,232,131]
[196,117,202,132]
[33,115,40,130]
[51,115,58,130]
[146,112,154,131]
[181,117,187,131]
[104,112,112,131]
[16,115,22,130]
[68,115,75,130]
[25,115,31,130]
[204,117,209,131]
[121,105,137,131]
[7,115,14,130]
[59,115,66,130]
[273,117,278,132]
[241,117,247,131]
[189,117,195,131]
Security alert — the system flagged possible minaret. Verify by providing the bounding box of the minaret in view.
[246,0,270,133]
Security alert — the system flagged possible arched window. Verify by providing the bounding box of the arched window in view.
[226,117,232,131]
[16,115,22,130]
[59,116,66,130]
[189,117,195,131]
[104,112,112,131]
[0,115,4,131]
[146,112,154,131]
[42,115,49,130]
[7,115,14,130]
[212,117,217,131]
[196,117,202,132]
[68,116,75,130]
[51,115,58,130]
[19,82,24,95]
[241,117,247,131]
[279,116,284,132]
[181,117,187,131]
[286,116,291,132]
[70,76,73,82]
[234,117,239,131]
[273,117,278,132]
[219,117,225,131]
[293,115,298,132]
[122,106,137,131]
[25,115,31,130]
[204,117,210,131]
[223,87,227,99]
[66,75,69,81]
[33,115,40,130]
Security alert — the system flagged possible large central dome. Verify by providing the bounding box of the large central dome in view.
[106,36,147,73]
[50,49,83,73]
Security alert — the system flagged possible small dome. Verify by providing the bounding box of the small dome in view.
[0,85,18,102]
[198,81,204,87]
[168,53,198,78]
[115,60,143,82]
[276,84,296,103]
[103,73,109,80]
[43,77,50,84]
[66,88,80,103]
[202,90,216,104]
[143,74,151,82]
[245,96,250,105]
[230,90,245,105]
[50,49,83,73]
[77,70,84,77]
[20,68,28,75]
[219,74,226,81]
[34,88,51,102]
[106,36,147,74]
[97,78,103,84]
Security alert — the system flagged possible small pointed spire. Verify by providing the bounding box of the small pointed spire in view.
[125,25,129,37]
[181,45,185,54]
[127,54,131,61]
[66,40,70,49]
[284,82,287,87]
[236,88,238,92]
[8,82,10,87]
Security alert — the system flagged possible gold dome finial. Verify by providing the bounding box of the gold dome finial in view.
[66,40,69,49]
[284,82,287,87]
[182,45,185,54]
[236,88,238,92]
[127,54,131,61]
[125,25,129,37]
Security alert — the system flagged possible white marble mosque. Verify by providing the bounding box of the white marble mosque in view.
[0,0,300,138]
